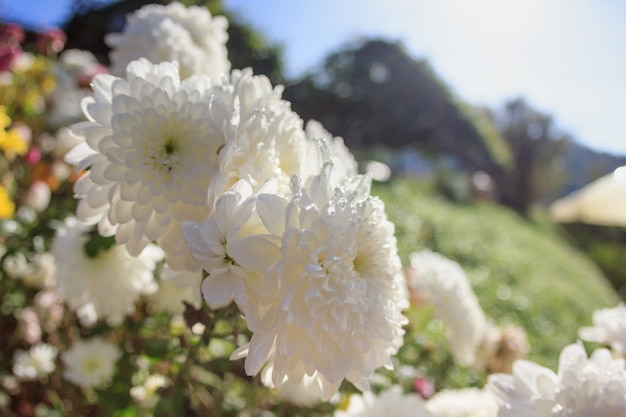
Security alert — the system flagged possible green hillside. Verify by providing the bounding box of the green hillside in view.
[373,179,618,375]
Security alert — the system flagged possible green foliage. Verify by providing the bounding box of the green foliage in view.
[458,103,512,170]
[373,178,618,370]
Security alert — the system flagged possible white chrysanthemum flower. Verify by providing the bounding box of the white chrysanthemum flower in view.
[105,2,230,80]
[51,217,162,326]
[62,337,121,388]
[182,179,279,314]
[425,388,498,417]
[65,59,223,270]
[206,69,317,205]
[236,163,408,400]
[408,249,492,368]
[487,342,626,416]
[335,386,433,417]
[12,343,57,381]
[579,303,626,356]
[131,374,169,409]
[305,120,358,179]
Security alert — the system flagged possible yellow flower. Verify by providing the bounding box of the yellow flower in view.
[1,127,29,155]
[0,185,15,219]
[0,109,10,129]
[0,107,28,156]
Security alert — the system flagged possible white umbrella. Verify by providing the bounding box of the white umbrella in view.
[550,166,626,227]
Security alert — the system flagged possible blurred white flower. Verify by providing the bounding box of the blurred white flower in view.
[12,343,57,381]
[51,217,162,326]
[425,388,498,417]
[408,249,493,368]
[146,274,200,315]
[159,264,203,309]
[334,386,433,417]
[22,181,51,213]
[106,2,229,80]
[62,337,121,388]
[579,303,626,356]
[47,49,107,128]
[65,59,221,270]
[17,307,42,345]
[236,164,408,400]
[130,374,169,409]
[487,342,626,416]
[33,290,64,332]
[3,251,56,288]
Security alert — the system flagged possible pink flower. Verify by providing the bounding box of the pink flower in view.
[25,147,41,165]
[0,24,24,45]
[0,44,22,72]
[414,377,435,399]
[36,28,66,55]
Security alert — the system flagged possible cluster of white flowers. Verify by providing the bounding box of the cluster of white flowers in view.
[130,374,169,408]
[3,251,56,288]
[58,1,409,400]
[5,3,626,415]
[12,343,57,381]
[579,303,626,356]
[487,342,626,416]
[50,217,162,326]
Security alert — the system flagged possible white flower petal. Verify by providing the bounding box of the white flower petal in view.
[256,194,289,236]
[227,234,281,274]
[201,274,234,309]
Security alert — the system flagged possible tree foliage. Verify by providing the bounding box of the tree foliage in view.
[284,39,512,178]
[491,98,570,215]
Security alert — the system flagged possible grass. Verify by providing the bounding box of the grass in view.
[372,178,619,376]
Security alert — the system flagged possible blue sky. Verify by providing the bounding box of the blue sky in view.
[2,0,626,156]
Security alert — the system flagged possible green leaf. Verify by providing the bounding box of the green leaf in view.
[83,233,117,258]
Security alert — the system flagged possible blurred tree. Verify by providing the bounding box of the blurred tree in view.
[62,0,284,83]
[492,98,569,215]
[284,39,512,180]
[63,0,164,63]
